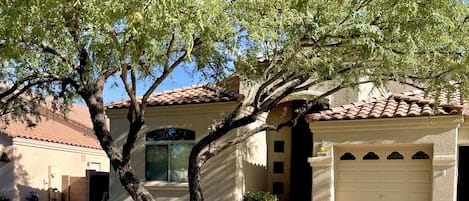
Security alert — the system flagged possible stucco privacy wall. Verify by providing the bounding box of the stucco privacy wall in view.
[11,138,109,200]
[308,116,462,201]
[107,102,251,201]
[0,135,14,200]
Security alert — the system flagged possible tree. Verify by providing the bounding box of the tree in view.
[0,1,237,200]
[187,0,469,200]
[0,1,468,201]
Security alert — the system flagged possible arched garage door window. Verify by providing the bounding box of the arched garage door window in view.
[145,128,195,182]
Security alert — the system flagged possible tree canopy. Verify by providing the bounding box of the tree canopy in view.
[1,0,468,201]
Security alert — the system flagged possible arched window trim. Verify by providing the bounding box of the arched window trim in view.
[146,128,195,141]
[340,152,356,160]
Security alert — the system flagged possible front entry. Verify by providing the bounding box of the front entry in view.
[458,146,469,201]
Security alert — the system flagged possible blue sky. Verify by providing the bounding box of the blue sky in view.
[103,67,205,103]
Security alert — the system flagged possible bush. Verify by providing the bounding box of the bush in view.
[243,191,277,201]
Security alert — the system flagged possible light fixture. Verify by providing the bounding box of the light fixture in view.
[317,141,327,157]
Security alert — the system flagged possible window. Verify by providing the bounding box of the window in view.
[387,151,404,160]
[363,152,379,160]
[273,161,284,173]
[412,151,430,159]
[340,152,356,160]
[274,141,285,152]
[273,182,284,194]
[145,128,195,182]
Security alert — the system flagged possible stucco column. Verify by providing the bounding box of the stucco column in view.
[308,156,333,201]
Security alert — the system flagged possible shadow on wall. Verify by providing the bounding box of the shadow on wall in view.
[0,149,33,200]
[1,151,61,201]
[201,145,239,201]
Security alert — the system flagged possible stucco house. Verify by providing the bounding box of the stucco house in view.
[106,82,342,201]
[107,80,469,201]
[306,90,469,201]
[0,103,110,201]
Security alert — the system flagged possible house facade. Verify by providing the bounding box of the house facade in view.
[306,90,469,201]
[0,104,110,201]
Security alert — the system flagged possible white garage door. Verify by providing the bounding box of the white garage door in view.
[335,145,432,201]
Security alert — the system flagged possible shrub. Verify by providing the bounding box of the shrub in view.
[243,191,277,201]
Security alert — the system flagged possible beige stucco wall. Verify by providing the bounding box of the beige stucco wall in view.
[107,102,249,201]
[308,116,462,201]
[0,135,14,200]
[10,138,109,201]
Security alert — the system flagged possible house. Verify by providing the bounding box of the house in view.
[108,80,465,201]
[305,90,469,201]
[106,82,333,201]
[0,103,110,201]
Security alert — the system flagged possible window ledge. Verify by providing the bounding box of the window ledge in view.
[143,181,189,191]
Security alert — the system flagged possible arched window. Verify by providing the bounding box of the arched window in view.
[146,128,195,182]
[340,152,356,160]
[387,151,404,160]
[363,152,379,160]
[412,151,430,159]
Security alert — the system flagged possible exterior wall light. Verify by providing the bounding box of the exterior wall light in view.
[317,141,327,157]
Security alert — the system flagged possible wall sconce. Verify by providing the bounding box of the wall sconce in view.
[0,152,9,162]
[317,141,327,157]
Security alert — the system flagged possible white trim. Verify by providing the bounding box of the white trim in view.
[12,138,105,156]
[310,115,464,133]
[143,181,188,191]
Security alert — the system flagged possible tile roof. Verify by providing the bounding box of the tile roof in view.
[306,90,468,122]
[106,84,239,109]
[0,104,101,149]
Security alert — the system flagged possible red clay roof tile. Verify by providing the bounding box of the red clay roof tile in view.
[0,104,100,149]
[106,84,239,109]
[306,90,467,122]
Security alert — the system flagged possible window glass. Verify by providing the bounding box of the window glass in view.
[146,128,195,141]
[170,144,193,182]
[387,151,404,160]
[145,128,195,182]
[412,151,430,159]
[146,145,168,181]
[340,152,356,160]
[363,152,379,160]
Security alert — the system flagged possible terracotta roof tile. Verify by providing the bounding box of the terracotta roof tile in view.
[0,104,100,149]
[106,84,239,109]
[306,90,467,122]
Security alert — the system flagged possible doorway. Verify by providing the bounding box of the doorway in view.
[458,146,469,201]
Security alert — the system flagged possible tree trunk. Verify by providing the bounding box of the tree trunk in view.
[188,143,205,201]
[188,111,256,201]
[83,93,155,201]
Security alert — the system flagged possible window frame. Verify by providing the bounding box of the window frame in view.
[145,128,195,182]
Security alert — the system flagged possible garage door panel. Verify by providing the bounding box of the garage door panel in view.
[408,192,431,201]
[383,170,407,182]
[337,191,360,201]
[337,170,359,181]
[408,170,432,183]
[335,145,432,201]
[361,191,382,201]
[359,170,382,181]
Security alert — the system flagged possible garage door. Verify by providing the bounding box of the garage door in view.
[335,145,432,201]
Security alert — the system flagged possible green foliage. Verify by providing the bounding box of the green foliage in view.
[243,192,277,201]
[230,0,469,97]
